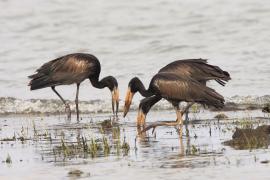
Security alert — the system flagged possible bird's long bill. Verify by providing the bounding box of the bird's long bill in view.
[123,87,134,117]
[111,87,119,116]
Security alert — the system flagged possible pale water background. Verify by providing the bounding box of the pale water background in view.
[1,1,270,179]
[0,0,270,113]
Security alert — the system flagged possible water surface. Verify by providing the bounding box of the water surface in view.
[0,110,270,179]
[0,0,269,104]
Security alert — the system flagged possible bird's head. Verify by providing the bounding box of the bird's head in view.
[136,97,152,127]
[104,76,119,116]
[123,77,141,117]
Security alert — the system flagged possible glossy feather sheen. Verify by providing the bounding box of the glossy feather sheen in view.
[158,59,231,84]
[29,53,100,90]
[151,73,224,108]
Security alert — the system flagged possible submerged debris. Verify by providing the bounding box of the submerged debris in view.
[223,125,270,150]
[191,145,199,155]
[6,154,12,164]
[122,142,130,156]
[100,119,113,129]
[68,169,84,177]
[260,160,270,164]
[214,113,228,121]
[262,104,270,113]
[1,136,16,142]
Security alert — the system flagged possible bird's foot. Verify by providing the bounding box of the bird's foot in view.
[65,104,71,119]
[139,124,157,135]
[113,114,119,121]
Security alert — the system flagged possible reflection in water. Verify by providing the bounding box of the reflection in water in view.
[178,134,185,157]
[1,113,270,179]
[137,121,193,159]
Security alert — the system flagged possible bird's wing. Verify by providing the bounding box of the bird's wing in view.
[158,59,207,73]
[159,59,231,84]
[151,73,224,108]
[40,54,94,74]
[28,53,99,89]
[30,54,98,81]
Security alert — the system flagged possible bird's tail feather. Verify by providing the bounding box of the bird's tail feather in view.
[212,68,231,83]
[215,79,226,86]
[28,74,56,90]
[203,87,225,109]
[203,64,231,85]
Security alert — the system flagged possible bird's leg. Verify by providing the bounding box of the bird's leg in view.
[51,86,71,120]
[181,103,194,122]
[181,103,194,137]
[75,83,80,122]
[176,106,183,138]
[140,106,183,138]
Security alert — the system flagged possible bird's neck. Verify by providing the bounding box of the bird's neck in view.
[140,95,162,114]
[90,76,106,89]
[136,79,153,97]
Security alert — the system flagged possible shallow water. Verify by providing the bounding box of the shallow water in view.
[0,110,270,180]
[0,0,270,105]
[0,95,270,115]
[0,1,270,179]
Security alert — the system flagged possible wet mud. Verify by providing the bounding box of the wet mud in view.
[0,109,270,179]
[224,125,270,150]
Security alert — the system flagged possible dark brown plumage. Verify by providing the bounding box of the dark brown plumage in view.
[158,59,230,120]
[158,59,230,86]
[150,73,224,108]
[123,59,230,118]
[28,53,119,121]
[128,72,225,135]
[123,59,230,135]
[29,53,101,90]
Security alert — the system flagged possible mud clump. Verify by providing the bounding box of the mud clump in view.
[100,119,113,129]
[214,113,228,121]
[260,160,270,164]
[223,125,270,150]
[6,154,12,164]
[262,104,270,113]
[68,169,84,177]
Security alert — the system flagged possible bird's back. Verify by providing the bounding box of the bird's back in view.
[150,72,225,109]
[159,59,231,85]
[28,53,101,90]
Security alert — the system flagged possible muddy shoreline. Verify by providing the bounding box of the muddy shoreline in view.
[1,95,270,115]
[0,109,270,179]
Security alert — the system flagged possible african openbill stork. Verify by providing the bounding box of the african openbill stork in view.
[124,59,231,117]
[123,59,230,128]
[126,72,225,135]
[28,53,119,121]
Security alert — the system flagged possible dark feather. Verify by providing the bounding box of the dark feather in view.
[150,73,224,109]
[28,53,100,90]
[139,95,162,114]
[159,59,231,85]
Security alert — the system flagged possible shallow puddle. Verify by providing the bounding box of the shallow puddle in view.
[0,110,270,180]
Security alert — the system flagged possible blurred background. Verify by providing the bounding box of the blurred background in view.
[0,0,269,103]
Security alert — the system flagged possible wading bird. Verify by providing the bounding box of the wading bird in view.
[127,72,225,135]
[28,53,119,121]
[123,59,230,123]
